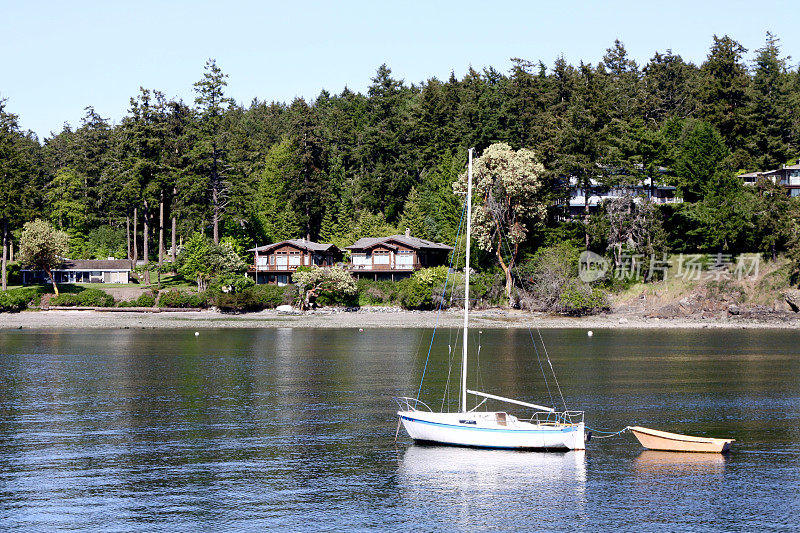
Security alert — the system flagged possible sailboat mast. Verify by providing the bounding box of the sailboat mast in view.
[462,148,473,413]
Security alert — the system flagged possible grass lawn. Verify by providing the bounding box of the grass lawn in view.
[145,273,193,290]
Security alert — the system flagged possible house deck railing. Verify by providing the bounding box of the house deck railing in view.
[348,263,421,271]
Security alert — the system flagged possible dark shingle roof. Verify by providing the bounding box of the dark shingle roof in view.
[59,259,131,270]
[346,235,453,251]
[247,239,339,253]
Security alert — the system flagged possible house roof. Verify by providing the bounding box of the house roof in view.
[57,259,131,270]
[740,163,800,178]
[247,239,340,253]
[346,235,453,252]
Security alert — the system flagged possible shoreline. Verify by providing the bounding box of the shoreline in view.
[1,307,799,330]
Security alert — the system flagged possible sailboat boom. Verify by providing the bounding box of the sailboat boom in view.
[467,390,555,413]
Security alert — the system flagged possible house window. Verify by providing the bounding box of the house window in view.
[397,250,414,267]
[373,250,390,265]
[288,251,301,266]
[276,251,288,268]
[352,253,369,266]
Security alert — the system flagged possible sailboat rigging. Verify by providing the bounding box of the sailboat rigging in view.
[395,148,586,451]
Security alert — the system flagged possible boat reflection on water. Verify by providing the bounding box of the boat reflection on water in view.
[634,450,728,475]
[397,445,587,529]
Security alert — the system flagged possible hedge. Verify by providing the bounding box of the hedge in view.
[117,293,157,307]
[157,290,208,308]
[0,289,30,312]
[214,284,295,312]
[50,288,114,307]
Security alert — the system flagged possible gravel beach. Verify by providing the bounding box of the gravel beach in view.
[1,307,799,330]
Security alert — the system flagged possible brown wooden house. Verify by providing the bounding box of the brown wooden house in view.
[346,230,453,281]
[247,239,343,285]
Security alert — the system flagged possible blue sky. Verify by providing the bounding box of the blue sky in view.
[2,0,798,139]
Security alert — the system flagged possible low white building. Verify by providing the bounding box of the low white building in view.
[565,177,682,217]
[22,259,131,284]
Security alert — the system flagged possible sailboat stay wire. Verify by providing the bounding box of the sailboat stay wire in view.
[487,200,569,412]
[415,197,468,403]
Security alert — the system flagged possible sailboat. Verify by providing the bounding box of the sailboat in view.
[396,148,586,451]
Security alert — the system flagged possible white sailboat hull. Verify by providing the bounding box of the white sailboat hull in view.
[398,410,585,451]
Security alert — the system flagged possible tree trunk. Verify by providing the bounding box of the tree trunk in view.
[212,185,219,245]
[44,266,59,296]
[143,200,150,264]
[159,192,164,267]
[8,235,13,263]
[2,218,7,291]
[212,141,220,244]
[171,186,177,265]
[126,215,131,261]
[496,237,513,305]
[583,175,590,250]
[133,207,138,263]
[306,204,311,241]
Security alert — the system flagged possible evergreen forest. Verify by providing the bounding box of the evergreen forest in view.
[3,34,800,282]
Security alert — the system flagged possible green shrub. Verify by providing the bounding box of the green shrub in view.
[49,293,81,306]
[5,262,22,285]
[1,286,48,310]
[117,292,157,307]
[558,281,609,316]
[50,287,114,307]
[468,270,506,308]
[212,273,255,294]
[158,290,208,308]
[516,243,582,310]
[213,284,293,312]
[412,266,449,288]
[398,278,434,310]
[0,290,29,312]
[356,279,400,306]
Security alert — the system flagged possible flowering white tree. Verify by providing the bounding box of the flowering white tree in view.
[18,219,70,296]
[454,143,547,301]
[292,265,357,310]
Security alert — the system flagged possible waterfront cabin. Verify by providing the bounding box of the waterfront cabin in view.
[21,259,131,284]
[346,230,453,281]
[247,239,343,285]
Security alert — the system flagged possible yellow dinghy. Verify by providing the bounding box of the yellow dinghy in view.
[628,426,734,453]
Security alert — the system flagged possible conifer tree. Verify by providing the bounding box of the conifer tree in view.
[193,59,234,244]
[748,32,793,169]
[698,35,750,167]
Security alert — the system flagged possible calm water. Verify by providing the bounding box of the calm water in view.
[0,327,798,531]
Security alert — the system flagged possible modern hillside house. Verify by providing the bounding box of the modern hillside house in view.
[346,230,453,281]
[21,259,131,284]
[247,239,343,285]
[739,161,800,197]
[565,176,682,217]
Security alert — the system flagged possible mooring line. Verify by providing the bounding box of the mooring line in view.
[586,426,629,439]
